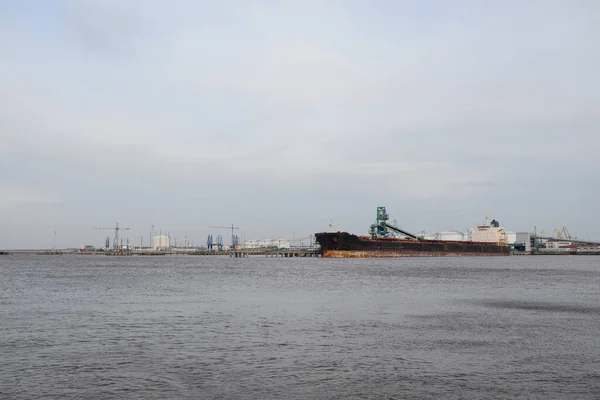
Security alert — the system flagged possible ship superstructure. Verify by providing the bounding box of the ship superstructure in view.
[469,217,508,244]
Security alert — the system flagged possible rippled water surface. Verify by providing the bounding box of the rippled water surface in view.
[1,255,599,399]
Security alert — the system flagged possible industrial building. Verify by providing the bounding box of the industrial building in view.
[514,232,532,252]
[511,232,600,253]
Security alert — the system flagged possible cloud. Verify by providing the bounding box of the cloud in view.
[61,2,144,57]
[0,187,61,207]
[0,0,599,247]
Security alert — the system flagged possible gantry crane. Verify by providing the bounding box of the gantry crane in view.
[93,222,130,251]
[209,224,240,249]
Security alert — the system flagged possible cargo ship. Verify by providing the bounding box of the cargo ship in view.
[315,207,510,258]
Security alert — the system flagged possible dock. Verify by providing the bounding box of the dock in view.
[185,249,322,258]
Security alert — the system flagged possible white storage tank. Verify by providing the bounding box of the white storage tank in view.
[505,232,517,244]
[152,235,170,250]
[274,239,290,249]
[437,231,464,241]
[259,239,273,248]
[416,232,436,240]
[243,240,259,249]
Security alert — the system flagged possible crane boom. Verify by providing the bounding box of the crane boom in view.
[385,223,420,240]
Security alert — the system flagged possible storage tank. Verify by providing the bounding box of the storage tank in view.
[437,231,464,241]
[274,239,290,249]
[259,239,273,248]
[416,232,435,240]
[152,235,170,250]
[505,232,517,244]
[243,240,259,249]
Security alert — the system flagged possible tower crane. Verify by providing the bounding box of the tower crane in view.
[93,222,130,251]
[209,224,240,249]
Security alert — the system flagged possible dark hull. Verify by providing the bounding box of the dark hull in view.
[315,232,510,258]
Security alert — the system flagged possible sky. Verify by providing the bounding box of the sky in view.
[1,0,599,249]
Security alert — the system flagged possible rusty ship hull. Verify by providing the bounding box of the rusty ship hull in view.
[315,232,510,258]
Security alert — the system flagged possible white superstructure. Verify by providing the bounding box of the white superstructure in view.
[469,217,508,244]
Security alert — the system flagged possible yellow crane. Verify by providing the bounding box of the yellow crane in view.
[552,226,573,240]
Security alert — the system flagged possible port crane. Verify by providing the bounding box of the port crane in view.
[553,226,573,240]
[209,224,240,249]
[206,234,224,251]
[93,222,130,251]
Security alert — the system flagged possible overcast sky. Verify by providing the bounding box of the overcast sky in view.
[1,0,599,249]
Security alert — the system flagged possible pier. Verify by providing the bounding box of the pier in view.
[185,249,322,258]
[510,251,531,256]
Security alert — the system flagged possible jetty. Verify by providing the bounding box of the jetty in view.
[184,249,321,258]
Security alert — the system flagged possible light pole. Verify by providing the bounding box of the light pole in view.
[150,225,154,248]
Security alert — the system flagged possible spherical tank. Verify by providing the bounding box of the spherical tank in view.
[438,231,464,241]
